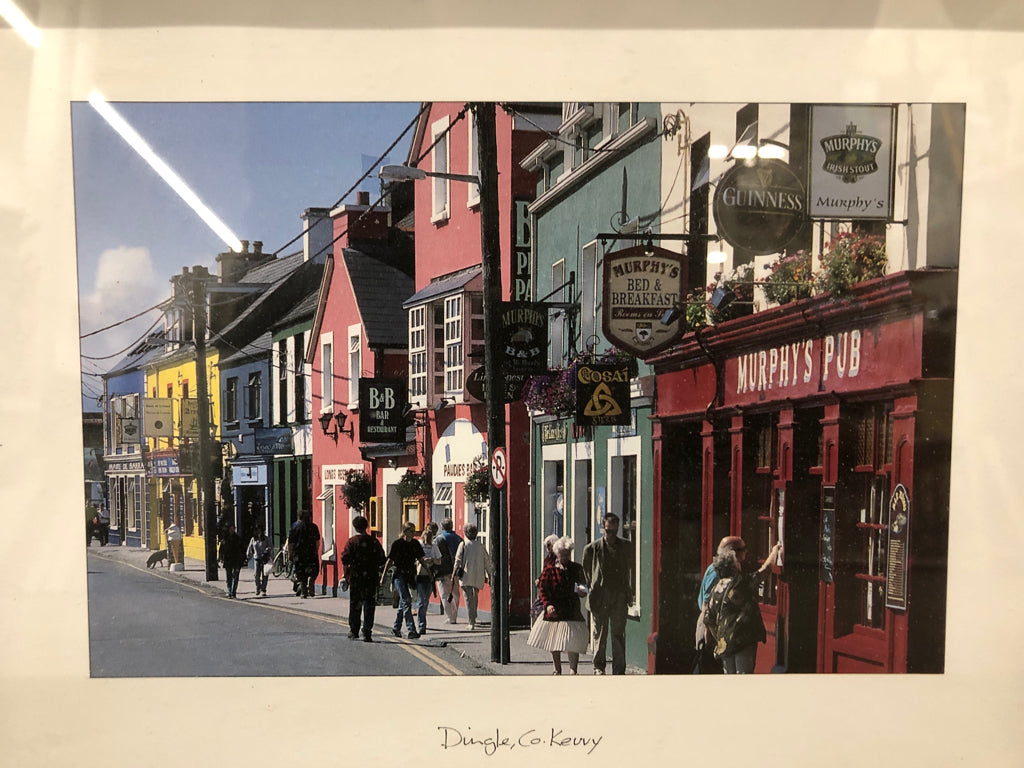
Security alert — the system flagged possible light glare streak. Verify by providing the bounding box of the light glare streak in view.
[1,0,41,47]
[88,91,243,253]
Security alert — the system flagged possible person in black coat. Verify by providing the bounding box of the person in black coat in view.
[340,515,387,642]
[218,524,247,599]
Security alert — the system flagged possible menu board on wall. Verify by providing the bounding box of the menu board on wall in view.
[886,483,911,611]
[820,485,836,584]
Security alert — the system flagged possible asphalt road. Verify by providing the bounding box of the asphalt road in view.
[86,551,481,677]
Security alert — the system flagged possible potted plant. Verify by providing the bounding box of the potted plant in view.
[815,231,887,297]
[340,469,371,512]
[463,456,490,504]
[763,249,815,305]
[396,469,431,501]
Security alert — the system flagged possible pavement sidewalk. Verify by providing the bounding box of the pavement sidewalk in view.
[87,543,643,675]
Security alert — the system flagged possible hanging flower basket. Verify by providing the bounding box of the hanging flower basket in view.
[340,469,371,512]
[522,348,637,418]
[815,232,887,297]
[396,469,431,501]
[763,249,815,305]
[686,263,756,328]
[463,457,490,503]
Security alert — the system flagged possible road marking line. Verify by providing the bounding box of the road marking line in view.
[90,551,465,675]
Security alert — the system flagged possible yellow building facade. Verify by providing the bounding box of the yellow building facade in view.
[144,347,221,561]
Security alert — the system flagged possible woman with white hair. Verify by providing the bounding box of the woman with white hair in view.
[527,536,589,675]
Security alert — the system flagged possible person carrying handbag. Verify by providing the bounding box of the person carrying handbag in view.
[246,524,273,597]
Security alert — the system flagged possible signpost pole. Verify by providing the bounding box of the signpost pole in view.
[475,102,509,664]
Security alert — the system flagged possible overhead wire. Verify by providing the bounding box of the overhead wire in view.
[79,299,166,339]
[271,102,430,257]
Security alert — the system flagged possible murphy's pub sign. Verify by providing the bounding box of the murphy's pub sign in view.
[602,244,684,359]
[809,104,896,220]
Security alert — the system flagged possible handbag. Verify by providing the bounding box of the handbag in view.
[263,561,274,577]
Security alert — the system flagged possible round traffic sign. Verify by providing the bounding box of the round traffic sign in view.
[490,447,507,489]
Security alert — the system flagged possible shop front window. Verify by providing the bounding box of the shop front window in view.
[835,403,893,634]
[742,414,780,607]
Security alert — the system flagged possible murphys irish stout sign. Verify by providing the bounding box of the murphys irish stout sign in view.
[713,158,806,255]
[809,104,896,220]
[602,244,684,359]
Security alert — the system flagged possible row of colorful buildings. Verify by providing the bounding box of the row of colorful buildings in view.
[96,100,963,673]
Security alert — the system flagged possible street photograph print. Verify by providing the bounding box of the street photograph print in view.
[77,100,961,677]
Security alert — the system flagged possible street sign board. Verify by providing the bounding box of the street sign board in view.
[490,447,507,489]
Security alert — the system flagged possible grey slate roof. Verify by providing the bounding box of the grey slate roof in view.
[220,331,273,367]
[343,247,415,348]
[104,335,167,377]
[402,265,482,308]
[274,289,319,330]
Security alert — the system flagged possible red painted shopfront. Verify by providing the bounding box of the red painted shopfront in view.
[648,269,956,673]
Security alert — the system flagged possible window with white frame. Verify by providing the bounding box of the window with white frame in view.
[224,377,238,424]
[409,306,427,402]
[431,116,450,223]
[320,486,335,560]
[550,260,566,366]
[444,295,464,397]
[277,339,288,424]
[294,335,307,424]
[320,334,334,413]
[348,327,361,407]
[466,110,480,207]
[609,437,641,615]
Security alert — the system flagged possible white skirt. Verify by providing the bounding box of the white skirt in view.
[527,617,589,654]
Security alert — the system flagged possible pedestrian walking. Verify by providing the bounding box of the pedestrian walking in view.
[416,523,441,635]
[288,509,321,598]
[435,518,463,624]
[381,522,427,639]
[452,524,491,630]
[246,524,273,597]
[582,512,635,675]
[340,515,387,642]
[693,536,741,674]
[218,524,246,599]
[527,536,589,675]
[166,520,183,565]
[704,538,783,674]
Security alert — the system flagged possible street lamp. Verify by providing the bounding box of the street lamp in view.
[379,164,480,187]
[379,104,509,663]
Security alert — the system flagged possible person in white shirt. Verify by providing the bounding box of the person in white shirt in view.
[452,524,492,630]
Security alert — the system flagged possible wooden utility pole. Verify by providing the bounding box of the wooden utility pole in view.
[188,265,219,581]
[475,102,510,663]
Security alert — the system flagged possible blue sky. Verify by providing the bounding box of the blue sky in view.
[74,101,420,410]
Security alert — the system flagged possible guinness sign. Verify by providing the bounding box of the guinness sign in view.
[713,159,806,255]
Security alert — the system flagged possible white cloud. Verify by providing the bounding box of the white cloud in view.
[79,246,170,360]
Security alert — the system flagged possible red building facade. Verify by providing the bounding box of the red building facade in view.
[649,269,956,673]
[400,102,553,621]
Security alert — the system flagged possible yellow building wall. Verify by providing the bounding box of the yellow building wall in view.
[145,348,221,559]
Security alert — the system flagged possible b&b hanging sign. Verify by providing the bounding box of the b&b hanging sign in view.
[602,244,684,359]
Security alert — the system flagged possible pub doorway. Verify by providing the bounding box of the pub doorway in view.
[655,419,702,674]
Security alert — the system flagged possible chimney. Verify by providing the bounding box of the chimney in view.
[216,240,250,284]
[357,191,370,206]
[253,241,263,257]
[301,207,333,263]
